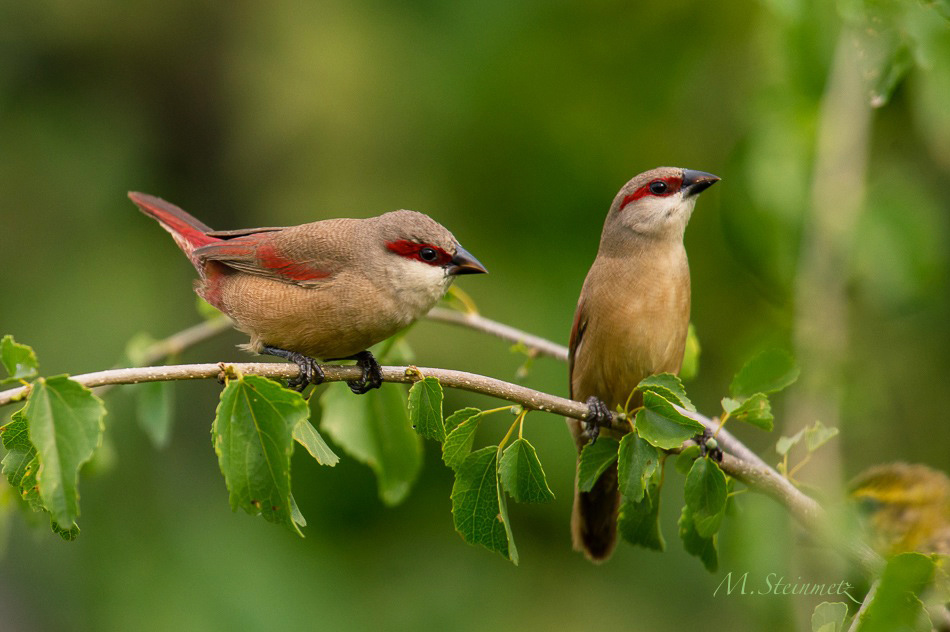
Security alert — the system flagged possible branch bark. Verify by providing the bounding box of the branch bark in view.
[426,307,569,362]
[0,356,881,573]
[0,308,883,574]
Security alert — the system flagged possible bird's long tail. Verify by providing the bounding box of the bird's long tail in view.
[128,192,219,268]
[572,462,621,562]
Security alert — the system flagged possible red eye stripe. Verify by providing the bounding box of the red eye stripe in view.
[619,175,683,210]
[386,240,453,266]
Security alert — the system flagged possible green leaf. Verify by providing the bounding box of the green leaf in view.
[212,375,308,536]
[51,519,80,541]
[442,409,482,471]
[855,553,935,632]
[618,483,665,551]
[1,411,88,538]
[23,376,105,530]
[408,377,444,442]
[776,427,806,456]
[125,334,175,447]
[289,495,306,528]
[679,506,718,572]
[637,373,696,412]
[445,407,482,434]
[135,380,175,448]
[729,349,800,399]
[722,393,774,431]
[451,446,518,563]
[320,382,422,506]
[805,421,839,452]
[1,410,43,510]
[0,335,39,384]
[499,438,554,503]
[635,392,705,450]
[617,433,660,502]
[123,331,154,366]
[680,323,701,381]
[777,421,839,458]
[812,602,848,632]
[684,457,728,538]
[497,475,518,565]
[675,444,702,475]
[577,437,619,493]
[868,44,912,109]
[293,419,339,466]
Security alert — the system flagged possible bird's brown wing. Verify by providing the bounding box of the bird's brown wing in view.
[205,227,285,238]
[567,299,588,400]
[192,231,333,287]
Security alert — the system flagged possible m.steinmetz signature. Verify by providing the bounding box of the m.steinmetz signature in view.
[714,572,861,604]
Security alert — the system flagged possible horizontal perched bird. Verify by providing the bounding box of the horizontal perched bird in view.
[568,167,720,561]
[129,192,486,392]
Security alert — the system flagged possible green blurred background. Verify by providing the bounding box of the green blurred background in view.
[1,0,948,630]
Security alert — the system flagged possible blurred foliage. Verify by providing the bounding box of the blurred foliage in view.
[1,0,949,630]
[851,462,950,557]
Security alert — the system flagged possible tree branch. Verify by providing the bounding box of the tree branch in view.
[426,307,569,362]
[0,356,881,573]
[0,309,883,574]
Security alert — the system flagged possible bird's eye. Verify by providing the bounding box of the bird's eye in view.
[419,247,438,262]
[649,180,668,195]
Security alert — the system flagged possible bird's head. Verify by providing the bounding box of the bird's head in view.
[373,210,487,299]
[603,167,720,245]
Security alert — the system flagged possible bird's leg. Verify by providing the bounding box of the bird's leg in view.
[342,350,384,395]
[697,427,724,462]
[583,396,612,444]
[261,345,325,391]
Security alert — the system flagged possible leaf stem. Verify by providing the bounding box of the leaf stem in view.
[714,412,730,439]
[498,411,524,454]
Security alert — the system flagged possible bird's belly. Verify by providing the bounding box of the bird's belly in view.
[216,273,422,359]
[576,290,689,408]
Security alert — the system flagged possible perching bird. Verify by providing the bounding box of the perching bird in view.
[129,192,486,392]
[568,167,720,561]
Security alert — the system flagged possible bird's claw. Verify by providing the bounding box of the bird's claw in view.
[584,396,611,444]
[697,428,724,462]
[347,351,383,395]
[287,355,325,392]
[261,345,325,392]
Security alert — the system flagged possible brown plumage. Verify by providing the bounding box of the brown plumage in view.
[568,167,719,561]
[129,192,486,391]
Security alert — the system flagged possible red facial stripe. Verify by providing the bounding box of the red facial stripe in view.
[619,175,684,211]
[386,240,452,266]
[257,243,329,282]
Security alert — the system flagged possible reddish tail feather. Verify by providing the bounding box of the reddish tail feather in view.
[128,192,220,265]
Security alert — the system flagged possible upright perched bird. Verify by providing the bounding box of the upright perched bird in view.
[568,167,719,561]
[130,193,486,392]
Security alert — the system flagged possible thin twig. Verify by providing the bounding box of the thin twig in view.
[0,362,604,421]
[0,357,883,573]
[426,307,569,362]
[135,318,233,365]
[93,317,233,398]
[426,308,778,479]
[0,309,883,573]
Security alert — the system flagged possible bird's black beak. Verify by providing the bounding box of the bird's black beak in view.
[681,169,721,197]
[447,245,488,275]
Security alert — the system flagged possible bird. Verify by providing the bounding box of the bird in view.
[567,166,720,561]
[129,192,487,393]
